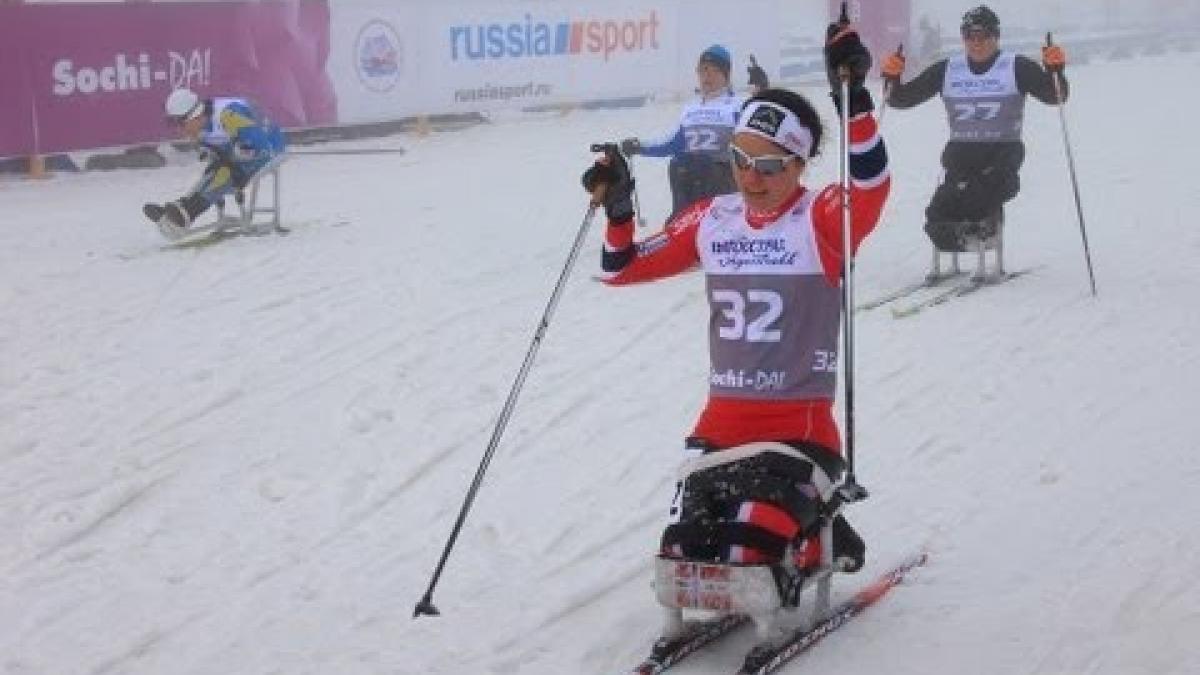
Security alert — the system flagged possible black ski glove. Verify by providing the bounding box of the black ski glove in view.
[825,22,875,117]
[747,55,769,90]
[581,146,635,223]
[830,85,875,117]
[619,137,641,156]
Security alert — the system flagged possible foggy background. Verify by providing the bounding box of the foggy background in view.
[24,0,1200,32]
[786,0,1200,36]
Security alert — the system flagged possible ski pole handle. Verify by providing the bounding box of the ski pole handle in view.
[883,43,903,84]
[878,44,902,124]
[1045,32,1066,104]
[587,142,620,205]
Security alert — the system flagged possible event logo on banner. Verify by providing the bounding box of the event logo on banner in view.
[52,49,212,97]
[1,1,335,156]
[354,19,403,92]
[449,10,660,62]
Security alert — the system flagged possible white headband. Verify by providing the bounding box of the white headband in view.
[735,100,814,158]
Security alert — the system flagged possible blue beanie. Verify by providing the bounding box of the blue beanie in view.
[699,44,732,75]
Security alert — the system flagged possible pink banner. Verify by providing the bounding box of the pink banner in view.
[828,0,911,70]
[0,1,336,157]
[0,21,35,158]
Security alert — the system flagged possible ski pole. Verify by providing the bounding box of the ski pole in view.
[1046,32,1098,297]
[836,70,866,505]
[626,152,648,228]
[834,1,867,506]
[413,192,601,619]
[289,148,407,156]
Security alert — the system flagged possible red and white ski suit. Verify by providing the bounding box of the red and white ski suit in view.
[599,113,890,460]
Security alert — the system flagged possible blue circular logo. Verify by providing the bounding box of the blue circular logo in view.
[355,19,403,93]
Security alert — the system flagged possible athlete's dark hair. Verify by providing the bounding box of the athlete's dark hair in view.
[742,88,824,159]
[962,5,1000,37]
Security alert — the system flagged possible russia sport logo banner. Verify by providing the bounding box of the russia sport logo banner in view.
[449,11,660,62]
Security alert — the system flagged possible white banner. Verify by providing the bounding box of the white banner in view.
[328,0,781,125]
[327,4,431,123]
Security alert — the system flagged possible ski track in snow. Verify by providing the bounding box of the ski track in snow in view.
[2,53,1199,675]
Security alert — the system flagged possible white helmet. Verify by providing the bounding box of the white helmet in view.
[164,88,202,121]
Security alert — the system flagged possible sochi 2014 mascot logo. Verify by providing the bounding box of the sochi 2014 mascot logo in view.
[355,19,403,92]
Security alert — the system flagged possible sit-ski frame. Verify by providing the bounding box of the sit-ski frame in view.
[158,156,284,241]
[927,217,1006,284]
[653,513,839,646]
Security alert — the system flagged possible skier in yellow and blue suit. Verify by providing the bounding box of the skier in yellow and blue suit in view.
[144,88,286,235]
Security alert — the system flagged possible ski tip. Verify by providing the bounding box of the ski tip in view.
[854,551,931,605]
[890,550,932,585]
[892,549,931,572]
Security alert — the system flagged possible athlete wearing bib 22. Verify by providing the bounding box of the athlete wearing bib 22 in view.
[583,21,887,573]
[621,45,744,221]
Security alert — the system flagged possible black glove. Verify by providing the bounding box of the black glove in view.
[200,152,249,189]
[824,22,872,89]
[824,22,875,116]
[830,86,875,117]
[199,143,234,166]
[748,64,769,90]
[619,137,641,156]
[581,146,635,223]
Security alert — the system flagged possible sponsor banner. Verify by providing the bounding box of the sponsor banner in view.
[0,1,335,157]
[327,3,430,122]
[329,0,780,123]
[432,0,680,109]
[2,0,782,154]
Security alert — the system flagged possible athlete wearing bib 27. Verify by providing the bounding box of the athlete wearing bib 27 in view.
[583,24,888,573]
[880,5,1068,251]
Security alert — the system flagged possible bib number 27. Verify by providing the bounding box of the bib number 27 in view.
[953,101,1002,121]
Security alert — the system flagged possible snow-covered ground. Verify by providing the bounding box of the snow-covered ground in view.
[3,52,1198,675]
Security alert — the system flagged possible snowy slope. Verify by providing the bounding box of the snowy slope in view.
[2,54,1199,675]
